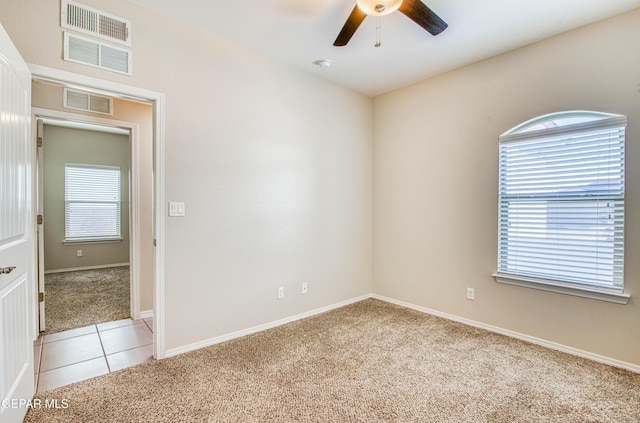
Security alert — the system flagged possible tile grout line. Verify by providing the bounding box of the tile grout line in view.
[43,318,138,344]
[96,321,152,371]
[95,324,113,373]
[34,338,43,393]
[39,355,106,374]
[43,329,98,344]
[109,342,154,355]
[101,322,154,359]
[97,319,139,334]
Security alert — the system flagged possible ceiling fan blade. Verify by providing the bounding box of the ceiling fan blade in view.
[399,0,448,36]
[333,5,367,46]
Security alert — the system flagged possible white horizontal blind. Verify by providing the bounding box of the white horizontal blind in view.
[498,116,625,291]
[65,164,121,241]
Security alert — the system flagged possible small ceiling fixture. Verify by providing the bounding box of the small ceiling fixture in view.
[356,0,403,16]
[313,59,332,68]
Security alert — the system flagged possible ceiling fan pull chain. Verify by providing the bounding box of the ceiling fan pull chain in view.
[375,16,382,48]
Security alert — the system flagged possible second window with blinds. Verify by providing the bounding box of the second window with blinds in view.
[64,163,122,243]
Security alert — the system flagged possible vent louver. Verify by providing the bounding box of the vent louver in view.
[64,32,132,75]
[64,88,113,115]
[61,0,131,45]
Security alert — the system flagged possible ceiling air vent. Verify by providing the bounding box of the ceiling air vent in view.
[64,32,132,76]
[64,88,113,116]
[61,0,131,46]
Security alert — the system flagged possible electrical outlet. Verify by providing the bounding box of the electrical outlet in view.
[277,286,285,300]
[301,282,308,294]
[467,288,475,300]
[77,249,83,257]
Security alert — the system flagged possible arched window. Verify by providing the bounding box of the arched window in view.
[493,111,628,304]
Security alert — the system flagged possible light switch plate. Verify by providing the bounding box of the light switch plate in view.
[169,202,185,217]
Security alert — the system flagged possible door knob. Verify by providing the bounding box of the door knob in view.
[1,266,16,274]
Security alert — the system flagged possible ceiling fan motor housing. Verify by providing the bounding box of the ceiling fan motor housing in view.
[356,0,403,16]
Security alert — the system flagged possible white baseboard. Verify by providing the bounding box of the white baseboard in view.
[371,294,640,374]
[163,292,639,374]
[139,310,153,320]
[44,262,130,274]
[165,294,371,358]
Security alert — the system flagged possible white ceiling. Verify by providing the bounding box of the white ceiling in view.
[126,0,640,97]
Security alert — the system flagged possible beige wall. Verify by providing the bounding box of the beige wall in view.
[373,9,640,366]
[33,81,155,312]
[0,0,373,350]
[42,124,130,271]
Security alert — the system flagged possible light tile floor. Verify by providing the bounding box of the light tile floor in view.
[34,317,154,393]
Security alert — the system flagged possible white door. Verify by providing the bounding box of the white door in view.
[0,23,35,423]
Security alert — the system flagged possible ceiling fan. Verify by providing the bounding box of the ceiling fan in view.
[333,0,448,47]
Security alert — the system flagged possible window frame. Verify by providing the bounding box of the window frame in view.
[64,163,123,243]
[492,111,629,304]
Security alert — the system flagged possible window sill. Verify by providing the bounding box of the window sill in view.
[492,273,630,305]
[63,238,123,245]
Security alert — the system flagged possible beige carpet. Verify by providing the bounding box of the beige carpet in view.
[44,266,130,334]
[27,299,639,422]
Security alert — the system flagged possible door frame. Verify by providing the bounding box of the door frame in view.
[29,64,166,359]
[34,110,141,326]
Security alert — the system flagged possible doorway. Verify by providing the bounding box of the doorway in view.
[37,118,134,334]
[29,63,166,362]
[31,80,160,392]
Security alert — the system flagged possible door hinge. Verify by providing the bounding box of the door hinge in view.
[37,137,43,148]
[38,292,45,303]
[37,214,43,225]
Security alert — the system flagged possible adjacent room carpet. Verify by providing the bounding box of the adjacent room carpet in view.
[27,299,639,422]
[44,266,130,334]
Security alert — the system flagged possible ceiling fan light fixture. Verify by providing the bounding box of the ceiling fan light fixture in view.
[356,0,403,16]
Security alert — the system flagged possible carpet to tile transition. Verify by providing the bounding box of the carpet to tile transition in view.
[44,266,130,334]
[26,299,640,422]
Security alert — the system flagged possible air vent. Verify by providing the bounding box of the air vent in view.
[64,88,113,115]
[64,32,132,76]
[61,0,131,46]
